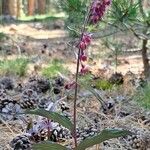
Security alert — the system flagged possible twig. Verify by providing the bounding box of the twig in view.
[0,117,15,135]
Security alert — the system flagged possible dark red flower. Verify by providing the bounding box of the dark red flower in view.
[80,54,87,61]
[104,0,111,5]
[79,41,87,50]
[80,65,90,75]
[82,34,92,45]
[65,81,76,90]
[90,0,111,24]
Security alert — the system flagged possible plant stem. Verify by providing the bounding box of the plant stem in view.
[115,49,118,73]
[73,5,91,148]
[47,119,51,140]
[73,48,81,148]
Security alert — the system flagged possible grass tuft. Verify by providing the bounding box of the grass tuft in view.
[0,58,29,77]
[41,59,69,78]
[94,79,114,90]
[135,83,150,110]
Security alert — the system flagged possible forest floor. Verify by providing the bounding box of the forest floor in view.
[0,22,145,74]
[0,22,150,150]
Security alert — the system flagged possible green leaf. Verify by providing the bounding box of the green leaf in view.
[76,129,131,150]
[25,109,73,131]
[32,142,67,150]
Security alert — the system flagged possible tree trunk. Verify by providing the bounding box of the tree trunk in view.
[38,0,46,14]
[2,0,17,17]
[144,0,150,8]
[28,0,35,16]
[142,39,150,78]
[17,0,21,18]
[2,0,10,15]
[8,0,16,17]
[0,0,2,15]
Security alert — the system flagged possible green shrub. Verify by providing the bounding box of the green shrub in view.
[0,32,6,41]
[0,58,29,77]
[78,74,93,87]
[95,79,113,90]
[135,83,150,110]
[41,59,69,78]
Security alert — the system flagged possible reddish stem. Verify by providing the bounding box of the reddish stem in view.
[73,6,91,149]
[47,119,51,140]
[73,48,81,148]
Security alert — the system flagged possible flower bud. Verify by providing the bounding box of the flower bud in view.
[104,0,111,5]
[80,65,90,75]
[82,34,92,45]
[79,41,87,50]
[80,54,87,61]
[65,81,76,90]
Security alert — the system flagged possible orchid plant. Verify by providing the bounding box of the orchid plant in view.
[23,0,131,149]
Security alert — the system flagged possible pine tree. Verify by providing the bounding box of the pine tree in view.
[38,0,46,14]
[28,0,35,16]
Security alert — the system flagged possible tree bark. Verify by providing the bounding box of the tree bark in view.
[8,0,16,17]
[2,0,18,17]
[17,0,21,18]
[2,0,10,15]
[37,0,46,14]
[141,39,150,78]
[144,0,150,8]
[28,0,35,16]
[0,0,2,15]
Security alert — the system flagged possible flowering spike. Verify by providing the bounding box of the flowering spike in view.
[90,0,111,24]
[77,33,92,51]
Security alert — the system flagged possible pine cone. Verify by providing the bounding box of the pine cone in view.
[59,102,69,112]
[50,125,70,142]
[0,77,14,90]
[20,98,38,109]
[50,129,58,142]
[136,77,147,88]
[37,77,51,93]
[25,76,51,93]
[109,72,124,85]
[77,126,97,140]
[53,87,61,95]
[21,89,37,99]
[102,100,115,115]
[10,135,31,150]
[38,97,49,109]
[52,77,65,95]
[30,129,48,142]
[0,89,7,100]
[0,97,22,120]
[15,82,23,92]
[125,129,150,150]
[54,77,64,87]
[127,134,147,150]
[20,89,39,109]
